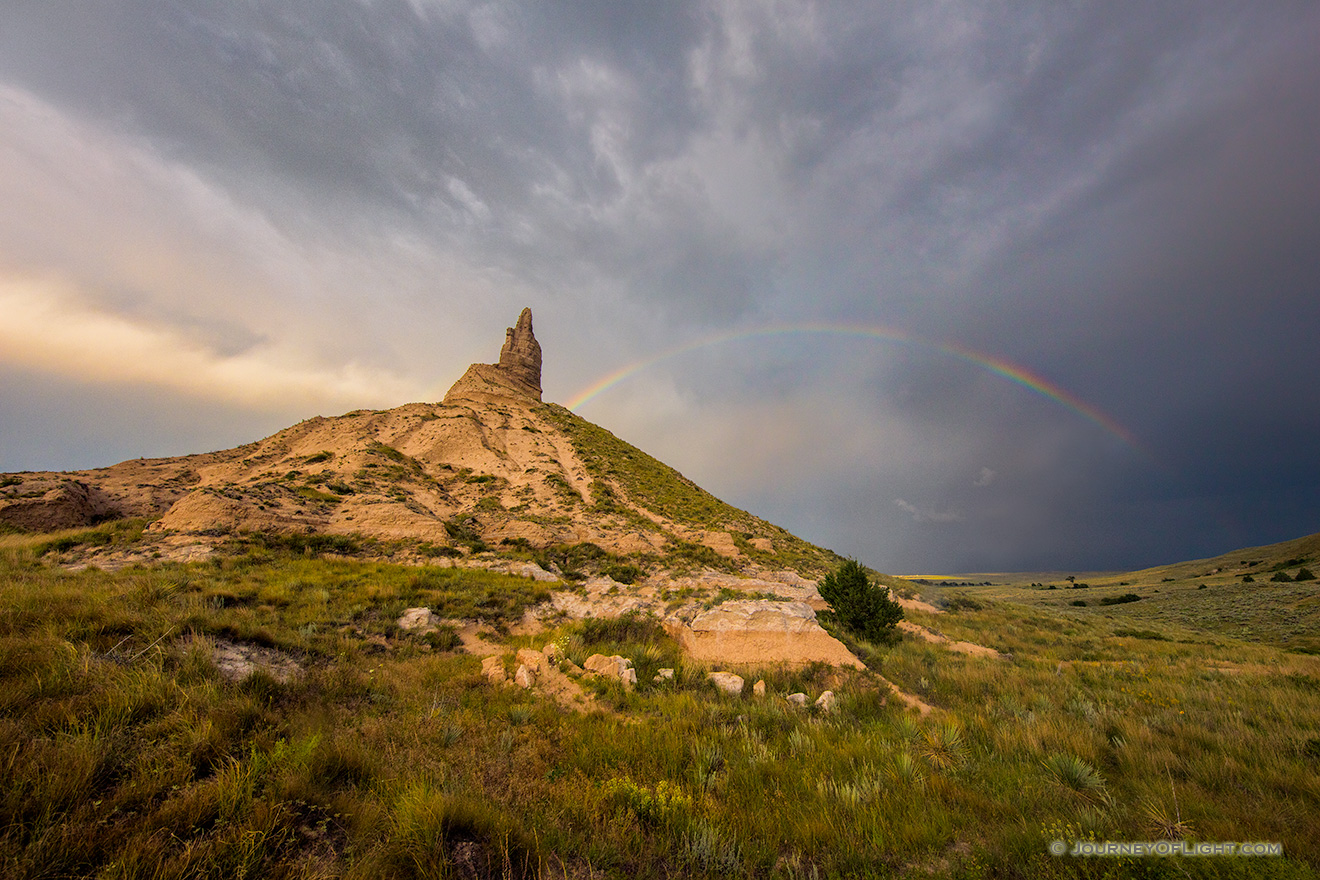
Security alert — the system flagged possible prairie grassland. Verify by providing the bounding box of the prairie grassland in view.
[1,534,1318,879]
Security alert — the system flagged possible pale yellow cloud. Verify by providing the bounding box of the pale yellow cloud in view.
[0,275,422,408]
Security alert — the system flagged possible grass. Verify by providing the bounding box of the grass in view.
[1,530,1319,878]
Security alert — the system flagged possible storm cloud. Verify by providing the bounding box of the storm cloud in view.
[1,0,1317,572]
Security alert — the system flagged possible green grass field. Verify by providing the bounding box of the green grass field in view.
[2,528,1318,878]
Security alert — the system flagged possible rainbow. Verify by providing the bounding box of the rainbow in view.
[565,323,1143,451]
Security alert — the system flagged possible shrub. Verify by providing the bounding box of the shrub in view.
[1270,571,1294,583]
[1098,593,1142,606]
[818,559,904,643]
[942,595,983,612]
[1294,568,1316,582]
[602,563,641,585]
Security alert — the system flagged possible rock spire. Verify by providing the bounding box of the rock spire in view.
[497,307,542,397]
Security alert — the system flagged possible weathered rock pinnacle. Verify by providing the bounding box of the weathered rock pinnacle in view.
[497,307,542,397]
[441,307,543,404]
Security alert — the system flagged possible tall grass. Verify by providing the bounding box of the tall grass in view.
[1,543,1318,878]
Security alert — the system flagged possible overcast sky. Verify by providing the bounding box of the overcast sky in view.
[2,1,1317,573]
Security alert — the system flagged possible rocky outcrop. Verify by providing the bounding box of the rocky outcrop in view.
[497,307,542,399]
[443,308,543,405]
[667,600,864,669]
[0,479,119,531]
[583,653,636,689]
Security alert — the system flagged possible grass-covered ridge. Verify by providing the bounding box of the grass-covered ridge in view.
[541,403,840,575]
[2,528,1318,878]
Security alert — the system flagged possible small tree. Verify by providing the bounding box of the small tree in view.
[818,559,904,643]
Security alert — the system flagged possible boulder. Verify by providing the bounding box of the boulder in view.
[583,653,634,687]
[514,664,536,689]
[481,656,507,684]
[517,648,546,673]
[654,668,675,682]
[786,693,808,708]
[753,679,766,698]
[708,672,745,696]
[397,607,439,633]
[814,690,837,713]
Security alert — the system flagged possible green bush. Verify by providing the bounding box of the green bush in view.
[1098,593,1143,606]
[817,559,903,643]
[1295,567,1316,582]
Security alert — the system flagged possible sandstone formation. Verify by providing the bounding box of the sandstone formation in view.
[2,309,838,578]
[498,307,542,398]
[0,478,127,531]
[583,653,636,690]
[668,600,864,669]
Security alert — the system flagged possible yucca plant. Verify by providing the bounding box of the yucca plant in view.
[1142,798,1195,840]
[890,750,926,789]
[1042,753,1110,805]
[922,718,967,771]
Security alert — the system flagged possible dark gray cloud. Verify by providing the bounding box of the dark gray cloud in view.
[1,0,1317,572]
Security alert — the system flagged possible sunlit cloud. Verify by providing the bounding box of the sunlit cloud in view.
[0,276,419,408]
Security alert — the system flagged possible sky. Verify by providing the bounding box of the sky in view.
[2,1,1318,574]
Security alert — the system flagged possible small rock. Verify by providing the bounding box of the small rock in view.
[620,667,637,690]
[481,656,507,684]
[542,642,558,662]
[708,672,745,696]
[397,607,438,633]
[753,679,766,697]
[514,664,536,689]
[655,668,675,681]
[561,660,583,676]
[583,653,616,676]
[517,648,545,672]
[814,690,837,712]
[583,653,632,680]
[786,692,808,708]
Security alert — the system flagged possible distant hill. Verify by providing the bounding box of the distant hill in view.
[1113,530,1320,584]
[0,308,840,579]
[923,530,1320,653]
